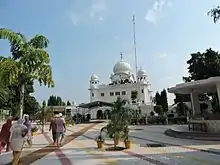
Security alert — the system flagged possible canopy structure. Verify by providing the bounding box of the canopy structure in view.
[78,101,114,109]
[168,77,220,116]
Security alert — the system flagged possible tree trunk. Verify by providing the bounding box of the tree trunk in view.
[42,109,45,133]
[19,83,25,118]
[114,136,117,149]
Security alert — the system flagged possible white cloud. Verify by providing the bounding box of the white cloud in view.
[99,16,104,21]
[69,0,106,25]
[145,0,172,24]
[90,0,106,18]
[158,53,168,58]
[70,12,81,26]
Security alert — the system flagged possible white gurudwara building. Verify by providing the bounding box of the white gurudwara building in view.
[79,53,154,119]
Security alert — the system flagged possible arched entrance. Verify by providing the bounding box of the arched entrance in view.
[96,110,103,119]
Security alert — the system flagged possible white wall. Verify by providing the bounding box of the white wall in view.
[89,82,153,104]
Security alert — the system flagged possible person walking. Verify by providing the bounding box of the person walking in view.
[23,115,32,147]
[0,118,12,154]
[54,114,66,146]
[9,118,28,165]
[49,114,58,145]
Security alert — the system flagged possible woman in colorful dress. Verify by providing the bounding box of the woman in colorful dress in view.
[0,118,12,154]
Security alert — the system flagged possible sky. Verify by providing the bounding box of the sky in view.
[1,0,220,105]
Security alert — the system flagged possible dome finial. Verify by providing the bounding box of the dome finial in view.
[120,52,123,60]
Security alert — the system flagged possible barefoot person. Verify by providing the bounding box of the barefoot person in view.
[55,114,66,146]
[9,118,28,165]
[0,118,12,154]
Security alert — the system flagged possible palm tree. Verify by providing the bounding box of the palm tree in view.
[0,28,54,117]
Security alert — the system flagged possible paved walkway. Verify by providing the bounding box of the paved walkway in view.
[1,123,220,165]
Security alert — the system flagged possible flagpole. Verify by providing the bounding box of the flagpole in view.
[133,14,139,103]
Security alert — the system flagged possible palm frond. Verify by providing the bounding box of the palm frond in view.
[0,57,19,84]
[28,34,49,49]
[0,28,24,45]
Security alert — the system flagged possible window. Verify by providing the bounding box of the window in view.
[122,91,126,95]
[101,93,104,96]
[142,100,144,103]
[115,92,120,96]
[110,92,114,96]
[92,93,94,97]
[141,89,144,93]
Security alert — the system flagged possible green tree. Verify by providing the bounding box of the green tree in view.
[47,95,66,106]
[67,100,71,106]
[183,49,220,82]
[182,49,219,103]
[154,92,161,105]
[176,102,189,117]
[208,6,220,23]
[0,57,19,108]
[154,105,163,115]
[160,89,168,112]
[0,28,54,118]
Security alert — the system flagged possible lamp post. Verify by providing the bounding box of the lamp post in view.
[41,102,46,133]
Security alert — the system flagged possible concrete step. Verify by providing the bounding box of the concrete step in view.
[164,129,220,141]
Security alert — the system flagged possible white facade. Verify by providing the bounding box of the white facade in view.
[88,54,154,115]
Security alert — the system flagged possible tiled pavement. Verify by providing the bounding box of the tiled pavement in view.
[1,123,220,165]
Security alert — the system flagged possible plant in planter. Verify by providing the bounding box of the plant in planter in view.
[122,126,131,149]
[95,133,105,149]
[31,126,38,135]
[105,97,133,150]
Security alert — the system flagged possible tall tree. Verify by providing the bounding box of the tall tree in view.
[160,89,168,112]
[47,95,65,106]
[67,100,71,106]
[154,92,161,105]
[183,48,220,82]
[208,6,220,23]
[0,28,54,117]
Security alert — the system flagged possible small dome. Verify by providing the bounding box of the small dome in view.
[90,74,99,80]
[138,68,147,76]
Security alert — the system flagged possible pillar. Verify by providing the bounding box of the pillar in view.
[190,92,200,116]
[216,83,220,107]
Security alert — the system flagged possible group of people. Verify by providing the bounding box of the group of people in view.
[49,113,66,146]
[0,115,32,165]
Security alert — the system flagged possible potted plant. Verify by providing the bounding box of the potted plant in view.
[123,126,131,149]
[31,126,38,136]
[105,97,133,150]
[95,134,105,149]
